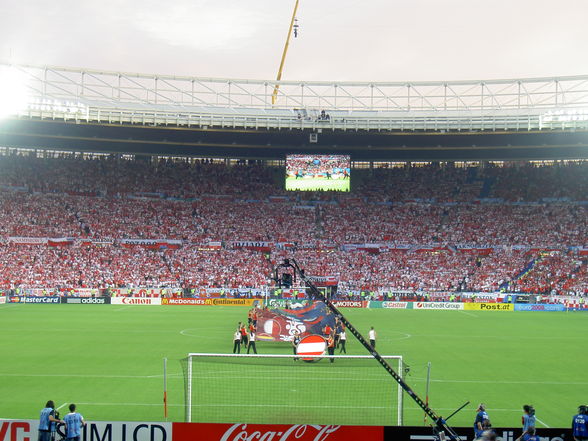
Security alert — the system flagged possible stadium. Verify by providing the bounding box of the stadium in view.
[1,3,588,441]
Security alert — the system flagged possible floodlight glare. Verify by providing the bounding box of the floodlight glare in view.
[0,66,30,119]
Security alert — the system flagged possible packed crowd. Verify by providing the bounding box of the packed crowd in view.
[0,244,176,289]
[355,161,588,202]
[3,192,586,248]
[1,242,585,295]
[0,154,586,293]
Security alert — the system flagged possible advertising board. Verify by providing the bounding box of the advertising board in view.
[464,303,514,311]
[381,301,410,309]
[162,298,262,307]
[63,297,111,304]
[368,301,410,309]
[413,302,464,310]
[267,299,309,309]
[172,423,382,441]
[8,296,60,304]
[0,296,5,304]
[331,300,367,308]
[110,297,162,306]
[515,303,565,312]
[0,420,172,441]
[382,425,571,441]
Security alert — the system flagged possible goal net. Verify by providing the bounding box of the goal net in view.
[181,353,404,426]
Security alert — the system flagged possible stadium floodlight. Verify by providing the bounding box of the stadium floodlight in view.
[0,66,30,119]
[283,258,463,440]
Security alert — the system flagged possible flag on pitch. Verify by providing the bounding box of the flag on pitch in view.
[256,301,335,342]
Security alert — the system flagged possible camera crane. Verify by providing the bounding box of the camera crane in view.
[275,258,463,441]
[271,0,300,105]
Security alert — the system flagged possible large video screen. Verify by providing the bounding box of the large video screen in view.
[285,155,351,191]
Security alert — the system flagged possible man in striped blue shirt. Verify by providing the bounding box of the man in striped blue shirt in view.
[38,400,62,441]
[63,404,86,441]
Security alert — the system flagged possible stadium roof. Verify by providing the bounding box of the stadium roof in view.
[1,62,588,161]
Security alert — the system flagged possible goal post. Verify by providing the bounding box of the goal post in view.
[181,353,404,426]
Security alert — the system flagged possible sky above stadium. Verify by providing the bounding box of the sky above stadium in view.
[1,0,587,82]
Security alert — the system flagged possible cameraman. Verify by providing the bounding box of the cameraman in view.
[474,403,490,440]
[63,403,86,441]
[515,427,540,441]
[573,405,588,441]
[522,405,536,433]
[38,400,62,441]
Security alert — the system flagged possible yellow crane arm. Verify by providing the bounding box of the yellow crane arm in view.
[271,0,300,105]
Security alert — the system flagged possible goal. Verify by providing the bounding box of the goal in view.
[181,353,404,426]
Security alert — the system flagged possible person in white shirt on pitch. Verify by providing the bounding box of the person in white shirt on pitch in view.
[233,329,241,354]
[247,331,257,354]
[339,330,347,353]
[368,327,377,349]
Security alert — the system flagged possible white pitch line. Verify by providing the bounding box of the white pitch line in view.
[458,310,478,318]
[76,402,391,409]
[1,371,584,386]
[67,402,546,414]
[0,373,183,379]
[411,377,588,386]
[56,402,68,411]
[4,329,183,334]
[179,329,225,339]
[76,402,184,407]
[536,417,551,428]
[190,371,588,385]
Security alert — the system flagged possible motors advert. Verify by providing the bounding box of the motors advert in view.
[331,300,367,308]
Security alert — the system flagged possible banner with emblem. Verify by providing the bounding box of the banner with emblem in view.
[256,301,335,342]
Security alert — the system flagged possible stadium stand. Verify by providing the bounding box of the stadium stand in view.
[0,154,586,295]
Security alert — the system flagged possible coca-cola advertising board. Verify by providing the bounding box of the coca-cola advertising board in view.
[172,423,383,441]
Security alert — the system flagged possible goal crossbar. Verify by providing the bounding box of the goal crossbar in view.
[188,353,402,359]
[184,352,404,425]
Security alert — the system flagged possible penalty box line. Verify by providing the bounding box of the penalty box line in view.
[2,372,586,386]
[66,402,552,416]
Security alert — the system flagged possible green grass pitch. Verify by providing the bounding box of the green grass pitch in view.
[0,303,585,429]
[285,177,350,191]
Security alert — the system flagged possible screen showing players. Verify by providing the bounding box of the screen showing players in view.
[285,155,351,191]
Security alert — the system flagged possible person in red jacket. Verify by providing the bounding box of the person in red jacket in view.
[240,324,248,348]
[327,333,336,363]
